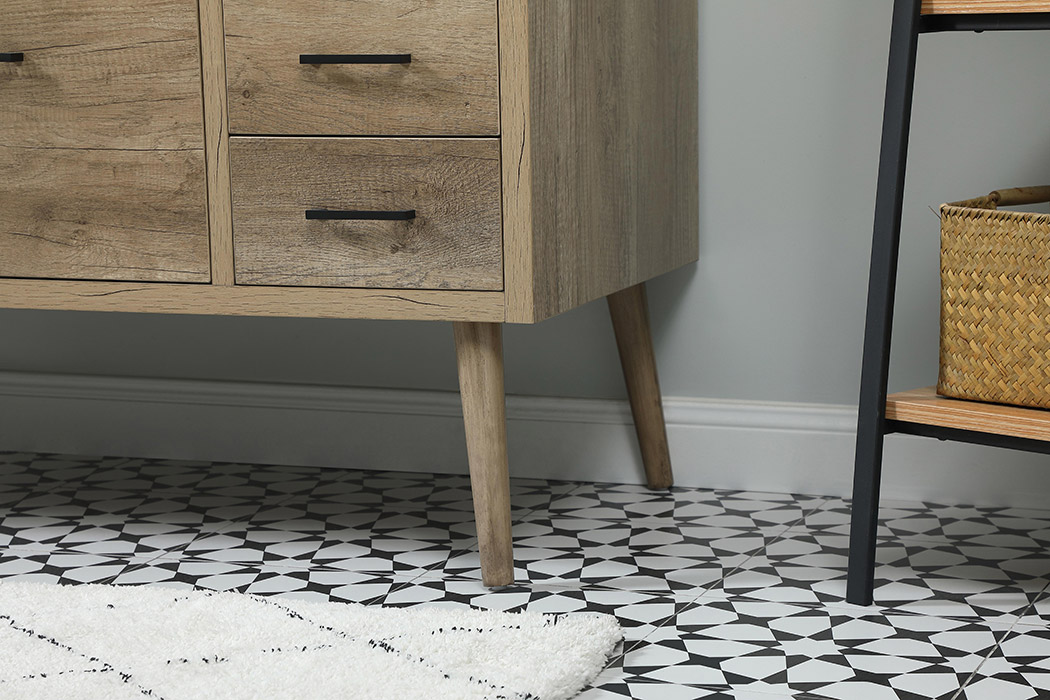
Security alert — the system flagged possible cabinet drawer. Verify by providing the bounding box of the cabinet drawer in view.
[224,0,499,136]
[0,0,210,283]
[230,138,503,290]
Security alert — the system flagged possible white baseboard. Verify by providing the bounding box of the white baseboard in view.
[1,371,1047,508]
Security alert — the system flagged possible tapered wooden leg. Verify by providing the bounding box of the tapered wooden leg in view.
[607,283,674,489]
[453,321,514,587]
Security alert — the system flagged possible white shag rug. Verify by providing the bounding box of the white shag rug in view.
[0,581,622,700]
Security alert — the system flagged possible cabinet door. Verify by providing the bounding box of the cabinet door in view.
[0,0,210,283]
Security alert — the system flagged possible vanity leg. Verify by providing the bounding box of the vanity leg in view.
[453,321,514,587]
[607,283,674,489]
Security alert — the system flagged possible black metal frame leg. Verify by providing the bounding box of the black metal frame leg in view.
[846,0,922,606]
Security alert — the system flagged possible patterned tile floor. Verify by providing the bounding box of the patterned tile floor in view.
[1,451,1048,699]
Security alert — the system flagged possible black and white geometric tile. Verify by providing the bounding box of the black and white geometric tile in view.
[959,623,1050,699]
[0,451,1048,699]
[602,593,1023,699]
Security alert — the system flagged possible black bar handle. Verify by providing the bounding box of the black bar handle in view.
[306,209,416,221]
[300,54,411,65]
[0,53,24,63]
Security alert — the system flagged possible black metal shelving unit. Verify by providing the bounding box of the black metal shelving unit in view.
[847,0,1050,606]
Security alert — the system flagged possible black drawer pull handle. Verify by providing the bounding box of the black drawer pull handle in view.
[0,53,24,63]
[306,209,416,221]
[300,54,411,65]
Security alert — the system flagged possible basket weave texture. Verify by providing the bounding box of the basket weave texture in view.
[939,187,1050,409]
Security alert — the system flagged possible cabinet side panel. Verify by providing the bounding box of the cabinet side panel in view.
[505,0,699,323]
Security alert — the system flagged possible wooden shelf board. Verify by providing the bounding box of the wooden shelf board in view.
[922,1,1050,14]
[887,387,1050,442]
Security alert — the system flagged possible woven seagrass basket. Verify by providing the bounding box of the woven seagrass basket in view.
[939,186,1050,409]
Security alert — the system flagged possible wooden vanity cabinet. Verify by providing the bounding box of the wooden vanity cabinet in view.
[0,0,699,587]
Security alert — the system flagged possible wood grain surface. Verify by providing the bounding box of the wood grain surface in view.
[0,149,210,282]
[0,279,505,322]
[230,137,503,291]
[500,0,699,323]
[922,1,1050,13]
[224,0,499,136]
[0,0,205,150]
[887,387,1050,441]
[0,0,209,282]
[454,321,514,586]
[199,0,235,285]
[608,284,674,489]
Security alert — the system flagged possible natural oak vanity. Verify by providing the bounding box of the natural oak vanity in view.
[0,0,699,586]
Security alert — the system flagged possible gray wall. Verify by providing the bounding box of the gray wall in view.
[3,1,1050,408]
